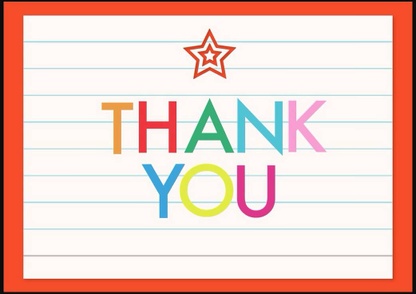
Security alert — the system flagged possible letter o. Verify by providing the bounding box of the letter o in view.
[180,164,233,217]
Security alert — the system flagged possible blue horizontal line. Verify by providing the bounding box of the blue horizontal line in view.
[24,40,392,43]
[24,201,392,204]
[23,174,392,177]
[24,228,392,231]
[23,120,392,124]
[23,147,392,151]
[24,67,392,70]
[23,94,392,97]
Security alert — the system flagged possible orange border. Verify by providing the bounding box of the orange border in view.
[4,2,412,292]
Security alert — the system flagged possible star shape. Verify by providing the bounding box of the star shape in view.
[201,44,221,66]
[184,29,235,79]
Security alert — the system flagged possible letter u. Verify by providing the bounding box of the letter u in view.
[237,165,275,217]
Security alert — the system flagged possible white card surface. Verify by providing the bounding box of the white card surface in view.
[23,15,392,279]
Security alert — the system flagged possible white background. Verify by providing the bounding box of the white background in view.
[24,16,392,278]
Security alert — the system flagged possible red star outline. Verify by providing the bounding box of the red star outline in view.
[184,29,235,79]
[201,44,221,66]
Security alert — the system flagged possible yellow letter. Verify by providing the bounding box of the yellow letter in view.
[180,164,233,217]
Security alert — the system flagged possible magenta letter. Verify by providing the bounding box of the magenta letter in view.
[237,165,275,218]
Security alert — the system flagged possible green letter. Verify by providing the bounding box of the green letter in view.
[185,99,233,152]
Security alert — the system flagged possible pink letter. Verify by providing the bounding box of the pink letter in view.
[237,165,275,218]
[289,100,326,152]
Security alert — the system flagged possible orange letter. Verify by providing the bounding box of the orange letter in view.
[102,102,133,154]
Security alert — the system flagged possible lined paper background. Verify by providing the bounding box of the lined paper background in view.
[23,16,392,278]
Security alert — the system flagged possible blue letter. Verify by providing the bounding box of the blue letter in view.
[142,164,184,218]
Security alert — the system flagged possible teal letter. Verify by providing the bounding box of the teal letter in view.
[237,99,283,154]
